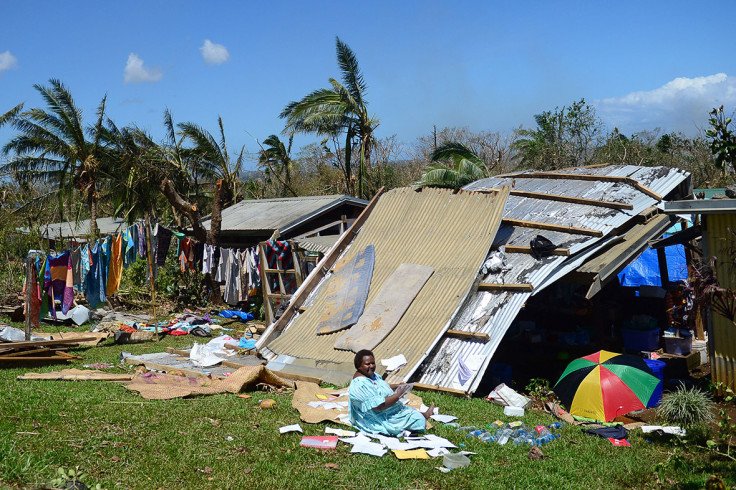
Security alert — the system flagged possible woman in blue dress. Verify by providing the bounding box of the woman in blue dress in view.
[348,349,434,436]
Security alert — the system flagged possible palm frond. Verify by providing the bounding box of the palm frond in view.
[335,37,366,105]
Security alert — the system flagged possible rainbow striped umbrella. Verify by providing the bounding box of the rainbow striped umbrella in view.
[553,350,660,422]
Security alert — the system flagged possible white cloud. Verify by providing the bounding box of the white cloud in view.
[199,39,230,65]
[0,51,18,73]
[596,74,736,135]
[123,53,162,84]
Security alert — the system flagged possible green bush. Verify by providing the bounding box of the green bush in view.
[658,383,716,427]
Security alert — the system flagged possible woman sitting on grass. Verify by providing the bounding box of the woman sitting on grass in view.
[348,349,434,436]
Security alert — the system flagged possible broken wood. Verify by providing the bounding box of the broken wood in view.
[445,330,490,342]
[478,282,534,292]
[500,172,663,200]
[476,187,634,210]
[502,218,603,237]
[499,245,570,256]
[413,383,467,397]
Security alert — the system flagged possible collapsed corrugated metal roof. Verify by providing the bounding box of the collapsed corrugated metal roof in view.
[258,187,509,385]
[259,165,691,393]
[415,165,691,393]
[203,194,367,235]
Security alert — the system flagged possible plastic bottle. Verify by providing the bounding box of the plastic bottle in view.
[467,429,487,438]
[496,429,512,445]
[456,425,478,432]
[479,432,497,443]
[535,434,561,446]
[487,420,507,432]
[444,423,460,429]
[513,433,536,446]
[548,422,565,430]
[535,425,551,437]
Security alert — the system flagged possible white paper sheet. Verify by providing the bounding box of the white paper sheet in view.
[427,447,450,458]
[424,434,458,449]
[279,424,303,434]
[351,441,387,457]
[325,427,356,437]
[380,353,408,371]
[430,414,458,423]
[641,425,687,436]
[339,434,373,446]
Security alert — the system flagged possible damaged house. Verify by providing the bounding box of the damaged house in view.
[257,165,692,394]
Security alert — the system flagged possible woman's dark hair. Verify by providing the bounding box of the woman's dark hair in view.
[354,349,374,369]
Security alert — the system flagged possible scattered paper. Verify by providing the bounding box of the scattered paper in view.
[279,424,303,434]
[420,404,439,415]
[435,466,452,473]
[339,434,373,446]
[457,451,477,456]
[381,354,408,372]
[394,448,429,460]
[370,434,414,450]
[351,441,387,457]
[427,447,450,458]
[430,414,457,423]
[424,434,457,449]
[325,427,356,437]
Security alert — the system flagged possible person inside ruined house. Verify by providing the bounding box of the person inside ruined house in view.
[348,349,434,435]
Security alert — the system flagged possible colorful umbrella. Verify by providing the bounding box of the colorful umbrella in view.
[553,350,660,422]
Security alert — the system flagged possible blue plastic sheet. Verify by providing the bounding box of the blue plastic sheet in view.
[617,244,688,287]
[218,310,254,321]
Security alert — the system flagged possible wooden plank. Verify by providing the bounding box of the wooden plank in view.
[259,188,384,345]
[0,348,52,357]
[478,282,534,292]
[0,337,97,349]
[499,245,570,256]
[0,356,71,362]
[166,347,190,357]
[270,370,323,385]
[445,330,490,342]
[501,172,663,200]
[413,383,467,397]
[476,187,633,210]
[262,268,296,274]
[502,218,603,237]
[335,263,434,352]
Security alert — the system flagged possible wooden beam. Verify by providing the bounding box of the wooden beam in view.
[413,383,468,397]
[262,268,297,274]
[478,282,534,292]
[502,218,603,237]
[498,245,570,256]
[501,172,663,200]
[258,188,384,345]
[445,330,490,342]
[476,187,633,210]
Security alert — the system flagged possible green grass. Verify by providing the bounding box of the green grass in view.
[0,318,733,489]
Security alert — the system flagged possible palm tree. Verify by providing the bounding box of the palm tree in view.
[280,37,379,199]
[415,141,486,189]
[1,80,108,237]
[258,134,298,197]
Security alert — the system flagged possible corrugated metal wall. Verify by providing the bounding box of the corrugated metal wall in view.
[704,213,736,390]
[265,187,508,377]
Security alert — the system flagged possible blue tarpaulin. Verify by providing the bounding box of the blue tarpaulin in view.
[617,243,688,287]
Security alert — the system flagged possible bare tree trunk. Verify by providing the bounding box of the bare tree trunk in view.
[160,178,208,243]
[89,191,99,240]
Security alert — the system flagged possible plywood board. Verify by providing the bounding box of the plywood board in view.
[316,245,375,335]
[335,264,433,352]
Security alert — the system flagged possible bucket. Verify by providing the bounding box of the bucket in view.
[644,359,665,407]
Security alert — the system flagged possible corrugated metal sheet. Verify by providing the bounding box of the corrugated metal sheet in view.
[704,213,736,390]
[204,195,367,233]
[294,235,340,254]
[24,217,128,241]
[417,165,691,393]
[263,187,509,382]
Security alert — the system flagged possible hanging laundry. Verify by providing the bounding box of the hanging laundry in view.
[246,246,261,295]
[223,249,242,306]
[215,248,229,282]
[136,222,146,258]
[45,251,75,317]
[179,237,194,272]
[70,247,83,290]
[155,226,173,266]
[37,256,49,321]
[85,241,107,308]
[202,244,216,274]
[122,227,137,268]
[80,244,91,292]
[106,233,123,296]
[193,240,204,271]
[265,240,296,294]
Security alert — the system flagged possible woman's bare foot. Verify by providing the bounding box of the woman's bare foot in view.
[422,402,435,420]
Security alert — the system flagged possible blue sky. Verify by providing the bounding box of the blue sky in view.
[2,1,735,170]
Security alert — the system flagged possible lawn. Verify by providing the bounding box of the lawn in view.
[0,318,732,489]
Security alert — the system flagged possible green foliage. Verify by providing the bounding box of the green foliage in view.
[50,465,103,490]
[658,383,716,427]
[705,105,736,171]
[415,141,487,189]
